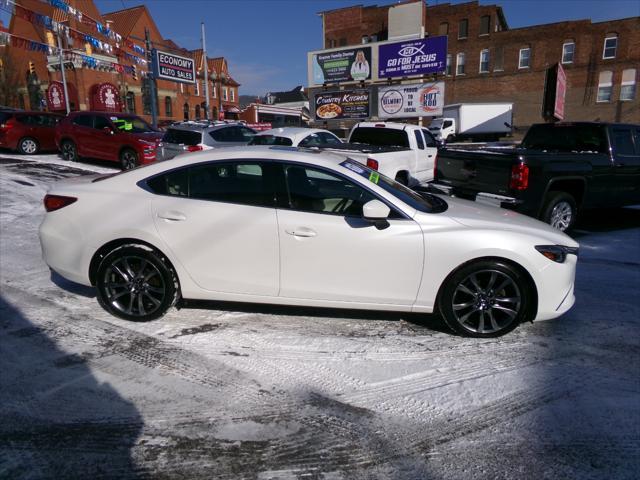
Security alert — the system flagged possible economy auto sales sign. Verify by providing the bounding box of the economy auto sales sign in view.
[152,50,196,84]
[378,36,447,78]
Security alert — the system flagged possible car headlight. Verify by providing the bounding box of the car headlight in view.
[535,245,579,263]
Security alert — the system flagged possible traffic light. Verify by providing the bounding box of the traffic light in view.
[28,61,36,75]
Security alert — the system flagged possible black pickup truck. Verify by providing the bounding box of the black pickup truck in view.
[432,122,640,231]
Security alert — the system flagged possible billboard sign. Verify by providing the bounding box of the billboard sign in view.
[314,90,370,121]
[378,36,447,78]
[554,63,567,120]
[378,82,445,118]
[152,50,196,84]
[311,47,372,85]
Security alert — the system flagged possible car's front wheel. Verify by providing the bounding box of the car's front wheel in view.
[120,149,139,170]
[96,245,179,321]
[60,140,78,162]
[439,260,534,337]
[18,137,39,154]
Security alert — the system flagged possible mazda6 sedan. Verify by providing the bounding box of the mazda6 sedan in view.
[39,146,578,337]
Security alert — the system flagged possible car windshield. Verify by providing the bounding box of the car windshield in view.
[109,115,155,133]
[340,159,447,213]
[350,127,410,148]
[248,135,294,146]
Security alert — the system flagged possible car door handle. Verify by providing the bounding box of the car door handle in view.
[158,211,187,221]
[285,228,316,238]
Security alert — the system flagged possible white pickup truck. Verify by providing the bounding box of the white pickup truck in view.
[321,121,438,186]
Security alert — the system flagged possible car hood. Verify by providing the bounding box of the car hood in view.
[436,196,578,247]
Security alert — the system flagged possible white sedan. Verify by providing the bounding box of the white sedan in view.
[39,147,578,337]
[248,127,343,147]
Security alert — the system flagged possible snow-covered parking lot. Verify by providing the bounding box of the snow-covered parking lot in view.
[1,152,639,479]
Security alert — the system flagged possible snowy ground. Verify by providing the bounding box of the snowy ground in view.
[1,152,639,479]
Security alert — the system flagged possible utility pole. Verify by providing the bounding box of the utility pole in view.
[56,34,70,114]
[145,28,158,128]
[201,22,210,120]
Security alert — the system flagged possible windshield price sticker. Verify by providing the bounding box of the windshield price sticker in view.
[369,172,380,184]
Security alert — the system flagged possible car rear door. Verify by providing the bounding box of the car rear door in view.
[610,125,640,206]
[149,160,280,296]
[37,114,61,150]
[275,162,423,306]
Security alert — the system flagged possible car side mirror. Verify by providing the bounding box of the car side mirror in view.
[363,199,391,230]
[103,126,114,135]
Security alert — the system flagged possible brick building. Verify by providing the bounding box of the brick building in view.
[317,0,639,130]
[5,0,240,122]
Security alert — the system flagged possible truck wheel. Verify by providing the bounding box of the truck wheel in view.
[395,171,409,186]
[541,192,577,232]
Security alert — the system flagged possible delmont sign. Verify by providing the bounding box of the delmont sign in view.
[153,50,196,84]
[378,36,447,78]
[378,82,445,118]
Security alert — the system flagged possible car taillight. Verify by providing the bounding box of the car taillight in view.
[367,158,379,170]
[187,145,203,152]
[0,120,15,131]
[44,194,77,212]
[509,162,529,191]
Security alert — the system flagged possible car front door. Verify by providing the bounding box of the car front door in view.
[91,115,120,161]
[610,126,640,206]
[149,161,280,296]
[275,162,424,306]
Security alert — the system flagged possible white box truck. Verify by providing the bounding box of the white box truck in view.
[428,103,513,143]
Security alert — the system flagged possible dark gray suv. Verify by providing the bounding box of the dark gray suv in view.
[157,121,256,161]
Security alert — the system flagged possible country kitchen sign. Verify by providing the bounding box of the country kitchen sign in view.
[314,90,371,121]
[378,36,447,79]
[378,82,445,118]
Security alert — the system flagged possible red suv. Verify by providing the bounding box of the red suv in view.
[56,112,163,169]
[0,111,63,154]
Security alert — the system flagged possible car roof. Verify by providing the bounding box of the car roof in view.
[254,127,336,143]
[167,121,246,132]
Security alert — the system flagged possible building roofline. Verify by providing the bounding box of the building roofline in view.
[317,0,421,16]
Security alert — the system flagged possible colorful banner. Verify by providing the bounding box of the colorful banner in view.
[311,47,372,85]
[378,82,445,118]
[378,36,447,78]
[314,90,370,121]
[152,50,196,84]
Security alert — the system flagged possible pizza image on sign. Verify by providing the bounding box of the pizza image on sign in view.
[316,103,342,119]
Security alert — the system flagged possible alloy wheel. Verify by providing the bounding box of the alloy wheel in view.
[121,151,137,170]
[102,255,166,318]
[451,269,522,335]
[549,201,573,231]
[62,142,76,161]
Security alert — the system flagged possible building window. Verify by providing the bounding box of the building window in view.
[597,71,613,103]
[446,54,452,76]
[620,69,637,101]
[480,15,490,35]
[479,49,490,73]
[458,19,468,39]
[195,104,201,120]
[195,79,200,96]
[519,47,531,69]
[456,53,465,75]
[223,87,228,101]
[212,82,217,98]
[125,92,135,114]
[562,41,575,64]
[439,22,448,36]
[494,46,504,72]
[183,103,189,121]
[603,35,617,59]
[230,88,235,101]
[165,96,172,117]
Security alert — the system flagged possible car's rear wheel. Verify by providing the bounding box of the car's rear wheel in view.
[439,260,533,337]
[395,171,409,186]
[18,137,39,155]
[541,192,577,232]
[96,245,179,321]
[61,140,78,162]
[120,149,138,170]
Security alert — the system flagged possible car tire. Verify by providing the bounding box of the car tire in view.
[395,171,409,186]
[120,149,139,170]
[18,137,39,155]
[95,245,179,322]
[541,191,577,232]
[60,140,78,162]
[438,259,533,338]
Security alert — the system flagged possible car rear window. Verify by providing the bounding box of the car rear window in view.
[0,112,15,124]
[162,128,202,145]
[350,127,410,148]
[248,135,293,146]
[521,124,609,153]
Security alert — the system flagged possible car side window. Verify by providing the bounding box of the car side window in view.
[189,162,272,207]
[93,116,112,130]
[299,134,321,147]
[422,129,438,148]
[147,168,189,197]
[318,132,342,145]
[282,164,382,217]
[239,127,256,141]
[414,130,425,150]
[612,128,635,156]
[73,115,93,127]
[209,127,232,142]
[634,129,640,154]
